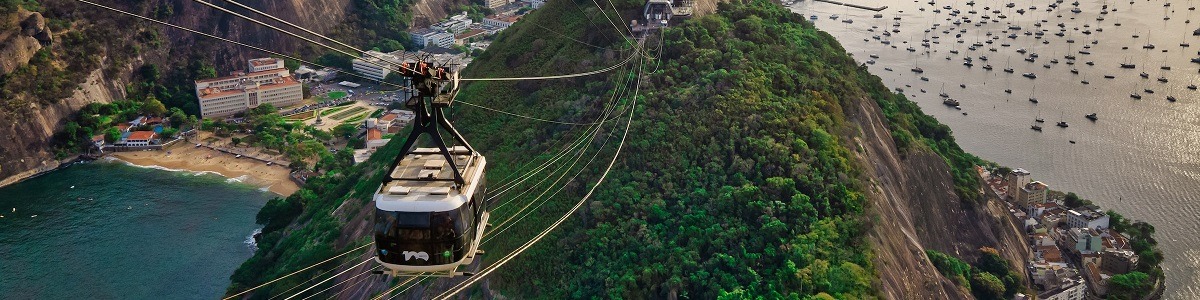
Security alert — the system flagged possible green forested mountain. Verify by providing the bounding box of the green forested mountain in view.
[454,0,984,298]
[230,0,990,298]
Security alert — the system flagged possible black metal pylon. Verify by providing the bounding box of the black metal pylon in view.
[389,65,472,187]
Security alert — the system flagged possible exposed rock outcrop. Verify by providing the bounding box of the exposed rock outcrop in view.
[846,97,1030,298]
[0,69,122,187]
[0,10,52,75]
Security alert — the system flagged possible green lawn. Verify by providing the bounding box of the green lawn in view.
[329,106,367,120]
[327,91,348,100]
[320,106,348,116]
[343,112,370,124]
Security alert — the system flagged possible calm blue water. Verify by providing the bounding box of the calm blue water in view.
[0,161,272,299]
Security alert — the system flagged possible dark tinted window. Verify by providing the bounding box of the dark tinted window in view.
[375,207,474,266]
[395,211,430,228]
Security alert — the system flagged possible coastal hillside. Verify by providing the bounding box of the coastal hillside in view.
[0,0,465,187]
[228,0,1036,298]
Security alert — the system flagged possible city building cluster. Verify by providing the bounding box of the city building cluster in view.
[353,110,416,164]
[91,116,172,149]
[983,167,1144,299]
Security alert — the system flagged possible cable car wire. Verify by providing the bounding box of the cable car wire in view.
[480,63,633,200]
[458,47,637,82]
[435,53,647,300]
[370,276,422,300]
[488,42,660,243]
[201,0,636,84]
[79,0,645,130]
[483,101,624,245]
[188,0,420,75]
[218,0,371,56]
[384,276,430,300]
[484,66,633,209]
[269,250,375,299]
[295,265,380,300]
[324,267,388,300]
[485,64,633,214]
[283,258,374,300]
[218,243,372,300]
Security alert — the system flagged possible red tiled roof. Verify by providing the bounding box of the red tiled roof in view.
[127,131,157,141]
[117,123,132,131]
[379,114,397,122]
[367,128,383,141]
[1038,245,1063,262]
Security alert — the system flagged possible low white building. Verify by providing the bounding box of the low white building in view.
[483,15,519,30]
[411,28,455,49]
[248,58,285,72]
[1037,276,1087,300]
[432,13,474,34]
[121,131,158,146]
[351,50,401,82]
[296,66,338,82]
[1067,208,1110,230]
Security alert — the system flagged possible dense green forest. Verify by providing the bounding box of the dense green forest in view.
[227,0,1021,299]
[450,0,912,297]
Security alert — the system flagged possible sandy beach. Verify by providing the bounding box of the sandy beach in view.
[109,145,299,196]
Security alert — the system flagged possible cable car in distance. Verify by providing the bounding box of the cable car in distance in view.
[373,60,488,277]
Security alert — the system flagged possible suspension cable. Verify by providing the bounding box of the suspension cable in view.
[297,266,380,300]
[283,258,375,300]
[269,250,374,300]
[483,96,624,244]
[219,0,368,55]
[80,0,647,129]
[485,62,634,208]
[370,276,421,300]
[458,46,638,81]
[385,276,431,300]
[435,53,646,300]
[485,63,633,214]
[190,0,418,74]
[220,243,372,299]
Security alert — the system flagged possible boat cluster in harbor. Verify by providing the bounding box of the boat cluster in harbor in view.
[801,0,1200,137]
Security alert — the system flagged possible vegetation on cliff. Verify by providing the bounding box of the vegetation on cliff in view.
[227,0,1163,299]
[228,0,987,297]
[455,0,884,297]
[926,248,1026,299]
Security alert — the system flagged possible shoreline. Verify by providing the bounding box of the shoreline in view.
[107,145,299,196]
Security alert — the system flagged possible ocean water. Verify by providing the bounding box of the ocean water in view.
[0,161,272,299]
[792,0,1200,297]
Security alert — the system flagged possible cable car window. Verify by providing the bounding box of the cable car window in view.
[394,211,431,228]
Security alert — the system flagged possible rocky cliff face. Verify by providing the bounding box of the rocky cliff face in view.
[0,10,52,75]
[0,69,122,186]
[846,97,1030,298]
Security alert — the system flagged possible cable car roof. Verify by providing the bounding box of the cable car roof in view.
[375,147,485,212]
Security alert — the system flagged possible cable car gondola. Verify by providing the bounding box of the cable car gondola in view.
[373,60,488,277]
